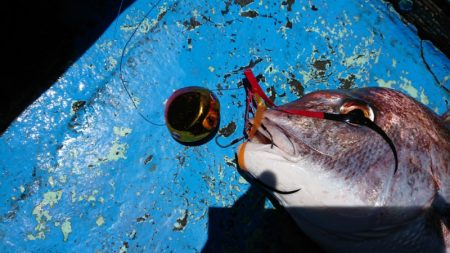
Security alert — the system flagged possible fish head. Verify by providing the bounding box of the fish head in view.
[238,87,449,234]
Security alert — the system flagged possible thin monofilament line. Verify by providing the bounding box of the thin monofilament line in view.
[118,0,165,126]
[243,69,398,176]
[113,0,126,36]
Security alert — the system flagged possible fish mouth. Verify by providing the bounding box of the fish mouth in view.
[249,118,298,160]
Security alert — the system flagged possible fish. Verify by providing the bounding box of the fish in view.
[237,87,450,253]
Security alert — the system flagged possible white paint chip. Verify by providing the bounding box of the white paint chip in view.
[61,219,72,242]
[113,127,132,137]
[96,216,105,226]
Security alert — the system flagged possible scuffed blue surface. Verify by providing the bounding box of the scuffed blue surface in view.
[1,0,449,252]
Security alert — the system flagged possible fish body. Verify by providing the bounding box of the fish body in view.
[238,87,450,252]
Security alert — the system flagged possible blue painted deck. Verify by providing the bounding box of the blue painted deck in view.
[1,0,449,252]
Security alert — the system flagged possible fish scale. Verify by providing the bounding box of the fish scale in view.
[238,87,450,252]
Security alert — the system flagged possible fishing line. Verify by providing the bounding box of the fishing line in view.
[210,87,242,92]
[117,0,165,126]
[236,69,399,177]
[111,0,400,194]
[324,110,398,174]
[114,0,126,35]
[215,135,246,148]
[115,0,244,128]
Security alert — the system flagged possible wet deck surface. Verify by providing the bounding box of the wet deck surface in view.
[1,0,449,252]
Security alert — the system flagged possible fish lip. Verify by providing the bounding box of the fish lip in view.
[249,118,299,161]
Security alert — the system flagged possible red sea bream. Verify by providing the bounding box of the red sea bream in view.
[238,87,450,253]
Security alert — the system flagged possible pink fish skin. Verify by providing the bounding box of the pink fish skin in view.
[238,87,450,253]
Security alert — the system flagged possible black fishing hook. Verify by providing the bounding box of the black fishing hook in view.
[238,168,301,195]
[215,135,246,148]
[253,178,301,194]
[223,69,398,196]
[259,123,275,149]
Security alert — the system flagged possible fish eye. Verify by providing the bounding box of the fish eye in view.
[339,100,375,124]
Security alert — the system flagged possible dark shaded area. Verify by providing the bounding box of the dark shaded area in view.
[202,170,323,252]
[2,0,135,135]
[202,170,449,252]
[201,184,324,253]
[387,0,450,58]
[203,170,323,252]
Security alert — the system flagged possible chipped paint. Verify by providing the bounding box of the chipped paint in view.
[131,96,141,107]
[105,141,128,161]
[376,78,396,88]
[61,219,72,242]
[120,5,168,34]
[113,127,132,137]
[28,190,63,240]
[444,75,450,83]
[238,176,248,184]
[86,190,98,202]
[118,244,128,253]
[43,191,63,208]
[70,100,86,115]
[89,126,134,163]
[48,176,55,188]
[106,56,118,71]
[400,77,419,98]
[96,216,105,226]
[420,89,430,105]
[59,175,67,184]
[223,155,237,168]
[173,209,188,231]
[1,0,449,251]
